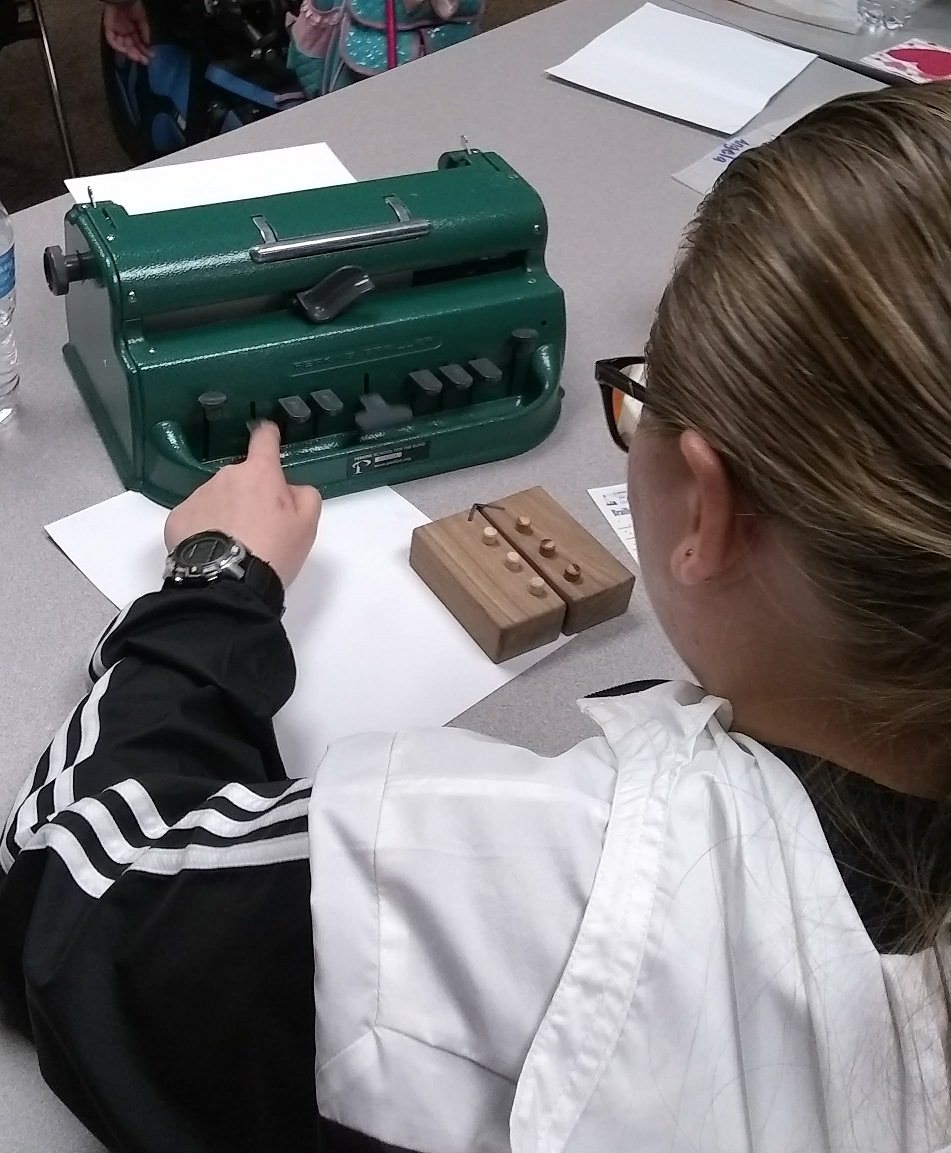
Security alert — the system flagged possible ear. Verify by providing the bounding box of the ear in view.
[670,430,752,587]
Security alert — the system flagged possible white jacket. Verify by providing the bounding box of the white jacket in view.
[309,681,950,1153]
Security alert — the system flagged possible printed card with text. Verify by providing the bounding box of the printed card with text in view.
[589,484,638,564]
[861,40,951,82]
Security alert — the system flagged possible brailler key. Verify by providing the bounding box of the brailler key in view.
[355,393,414,435]
[409,369,443,416]
[309,389,347,434]
[277,395,312,441]
[199,390,227,414]
[198,391,228,459]
[439,364,473,409]
[468,358,505,402]
[440,363,473,389]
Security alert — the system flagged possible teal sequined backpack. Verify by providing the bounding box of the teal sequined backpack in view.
[287,0,484,97]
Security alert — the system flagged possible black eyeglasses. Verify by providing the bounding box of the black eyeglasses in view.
[596,356,648,453]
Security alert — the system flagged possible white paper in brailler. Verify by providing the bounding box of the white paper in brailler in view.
[64,142,354,215]
[46,489,566,777]
[547,3,814,134]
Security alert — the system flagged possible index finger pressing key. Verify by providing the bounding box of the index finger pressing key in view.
[244,420,285,466]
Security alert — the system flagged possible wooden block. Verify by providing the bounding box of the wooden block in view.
[480,487,635,633]
[409,509,566,663]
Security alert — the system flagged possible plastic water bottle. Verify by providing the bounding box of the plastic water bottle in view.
[0,202,18,425]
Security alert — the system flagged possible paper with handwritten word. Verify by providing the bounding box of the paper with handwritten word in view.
[673,110,806,194]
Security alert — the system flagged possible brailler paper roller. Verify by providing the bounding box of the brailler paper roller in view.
[43,150,566,507]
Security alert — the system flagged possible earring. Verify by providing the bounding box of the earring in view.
[685,548,694,557]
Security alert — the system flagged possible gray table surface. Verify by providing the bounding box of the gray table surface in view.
[0,0,880,1146]
[679,0,951,73]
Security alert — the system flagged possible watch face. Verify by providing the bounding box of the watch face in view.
[179,532,233,568]
[165,532,247,586]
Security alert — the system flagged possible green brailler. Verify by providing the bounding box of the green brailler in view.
[45,150,566,507]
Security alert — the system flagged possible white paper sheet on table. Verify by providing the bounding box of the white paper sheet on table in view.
[547,3,815,134]
[672,109,806,194]
[589,484,638,564]
[64,142,354,215]
[46,489,566,776]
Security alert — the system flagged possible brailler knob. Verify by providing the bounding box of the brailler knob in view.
[529,577,547,597]
[482,526,500,546]
[504,551,522,571]
[516,515,533,534]
[539,538,556,558]
[564,563,582,583]
[43,245,85,296]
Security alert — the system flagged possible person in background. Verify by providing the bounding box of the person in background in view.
[102,0,152,65]
[100,0,485,88]
[2,83,951,1153]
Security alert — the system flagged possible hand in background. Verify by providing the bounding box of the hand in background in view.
[165,422,322,589]
[103,0,153,67]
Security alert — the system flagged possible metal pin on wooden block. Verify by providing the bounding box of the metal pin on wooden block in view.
[539,538,556,558]
[505,551,522,571]
[529,577,547,597]
[482,526,500,546]
[516,515,532,534]
[564,563,582,583]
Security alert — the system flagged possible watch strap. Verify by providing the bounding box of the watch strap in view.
[239,555,286,616]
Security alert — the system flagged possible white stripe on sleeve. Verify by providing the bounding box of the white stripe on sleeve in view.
[18,777,312,899]
[89,601,134,680]
[129,832,310,876]
[6,667,118,865]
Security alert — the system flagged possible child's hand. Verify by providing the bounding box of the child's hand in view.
[103,0,153,67]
